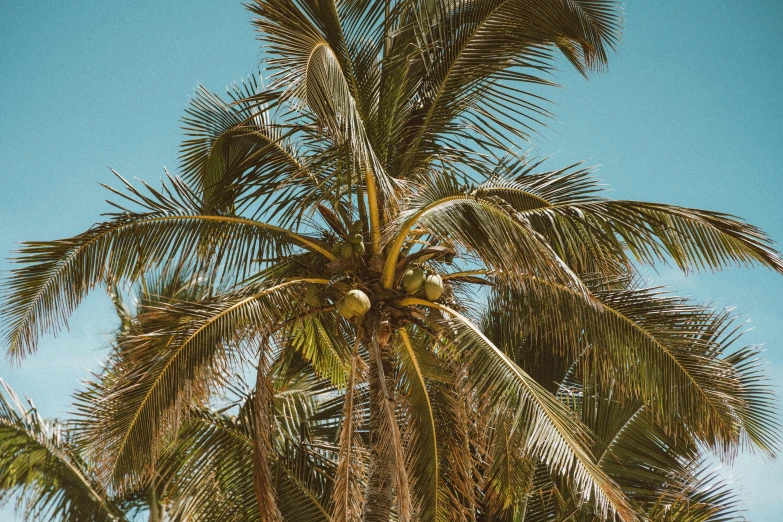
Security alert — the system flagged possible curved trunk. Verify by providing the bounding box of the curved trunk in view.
[361,317,397,522]
[253,347,282,521]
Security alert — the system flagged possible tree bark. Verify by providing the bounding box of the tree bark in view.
[361,317,396,522]
[253,347,282,521]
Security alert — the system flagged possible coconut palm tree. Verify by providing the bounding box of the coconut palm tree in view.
[0,380,129,521]
[0,370,343,521]
[0,271,344,521]
[2,0,781,520]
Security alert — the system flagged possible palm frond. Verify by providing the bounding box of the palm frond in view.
[160,379,337,522]
[399,299,637,521]
[481,418,535,518]
[247,0,399,215]
[381,172,588,295]
[396,0,622,174]
[396,328,441,521]
[74,279,320,490]
[0,380,125,522]
[645,460,746,522]
[1,175,333,359]
[484,276,781,460]
[180,78,315,215]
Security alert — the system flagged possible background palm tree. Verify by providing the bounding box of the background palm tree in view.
[2,0,780,521]
[0,272,344,521]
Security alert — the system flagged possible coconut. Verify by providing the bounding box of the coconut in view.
[341,242,354,258]
[350,219,364,233]
[335,299,350,318]
[423,273,444,301]
[339,289,371,318]
[304,285,322,308]
[349,233,364,245]
[331,242,343,257]
[402,268,425,294]
[353,241,366,255]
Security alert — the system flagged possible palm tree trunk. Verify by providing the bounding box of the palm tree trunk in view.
[361,317,396,522]
[253,346,282,521]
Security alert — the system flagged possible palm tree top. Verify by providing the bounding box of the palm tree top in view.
[1,1,780,521]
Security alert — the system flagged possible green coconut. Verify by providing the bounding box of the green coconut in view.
[331,242,343,257]
[349,233,364,245]
[353,241,366,255]
[350,219,364,233]
[304,285,323,308]
[423,273,444,301]
[338,289,371,318]
[402,268,426,294]
[335,300,351,319]
[341,242,354,258]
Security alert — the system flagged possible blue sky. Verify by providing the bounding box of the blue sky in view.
[1,1,782,519]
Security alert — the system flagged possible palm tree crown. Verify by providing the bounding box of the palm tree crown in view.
[2,1,780,521]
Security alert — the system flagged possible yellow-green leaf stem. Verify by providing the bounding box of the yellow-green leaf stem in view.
[365,168,382,255]
[380,196,465,288]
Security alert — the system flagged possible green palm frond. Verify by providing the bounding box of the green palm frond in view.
[481,418,535,518]
[721,342,781,456]
[646,460,746,522]
[160,407,259,522]
[0,381,126,522]
[160,379,337,522]
[428,375,481,521]
[180,77,314,215]
[485,276,780,460]
[395,328,440,521]
[73,278,321,490]
[470,162,783,275]
[381,172,589,294]
[400,299,637,521]
[282,311,354,388]
[247,0,399,207]
[395,0,622,174]
[1,175,333,359]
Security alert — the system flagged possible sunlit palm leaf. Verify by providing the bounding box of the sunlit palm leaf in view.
[74,279,319,489]
[395,328,440,521]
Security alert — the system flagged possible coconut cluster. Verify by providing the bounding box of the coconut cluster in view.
[321,220,447,321]
[401,267,444,301]
[330,220,366,259]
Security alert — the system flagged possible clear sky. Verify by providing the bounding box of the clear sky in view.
[1,1,782,520]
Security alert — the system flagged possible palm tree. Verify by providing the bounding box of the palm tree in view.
[2,0,780,520]
[0,380,128,521]
[0,271,344,521]
[0,367,343,521]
